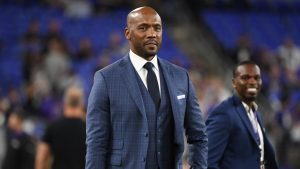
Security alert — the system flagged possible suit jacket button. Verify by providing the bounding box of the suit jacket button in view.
[145,133,148,137]
[143,157,146,162]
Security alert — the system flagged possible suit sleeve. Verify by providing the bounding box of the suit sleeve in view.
[206,106,232,169]
[185,74,208,169]
[86,71,110,169]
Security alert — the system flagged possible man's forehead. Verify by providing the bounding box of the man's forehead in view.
[127,8,161,25]
[237,64,260,75]
[129,13,160,21]
[129,11,141,19]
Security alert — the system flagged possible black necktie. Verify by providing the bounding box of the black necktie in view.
[144,62,160,110]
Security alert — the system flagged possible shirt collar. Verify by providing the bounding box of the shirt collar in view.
[242,101,258,113]
[129,50,159,72]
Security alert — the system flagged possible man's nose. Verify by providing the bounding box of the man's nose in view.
[248,77,257,84]
[147,27,156,37]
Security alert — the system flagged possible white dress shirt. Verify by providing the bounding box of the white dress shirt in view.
[129,50,161,95]
[242,102,265,163]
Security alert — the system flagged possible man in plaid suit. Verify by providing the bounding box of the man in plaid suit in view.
[86,6,207,169]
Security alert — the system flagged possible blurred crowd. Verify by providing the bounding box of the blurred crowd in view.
[0,0,129,168]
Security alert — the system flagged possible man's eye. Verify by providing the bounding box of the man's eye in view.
[139,27,146,31]
[241,76,249,80]
[155,27,161,31]
[254,76,261,80]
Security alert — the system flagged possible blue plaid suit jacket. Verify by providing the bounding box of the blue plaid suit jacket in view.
[86,55,207,169]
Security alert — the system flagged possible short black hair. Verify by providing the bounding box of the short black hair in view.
[232,60,258,77]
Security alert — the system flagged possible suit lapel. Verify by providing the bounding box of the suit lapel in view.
[159,59,179,118]
[120,56,146,117]
[256,111,268,142]
[233,95,260,146]
[256,112,265,133]
[158,59,182,137]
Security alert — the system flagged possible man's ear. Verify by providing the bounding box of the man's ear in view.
[232,78,236,89]
[125,27,130,40]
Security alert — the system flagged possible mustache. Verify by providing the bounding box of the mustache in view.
[144,40,158,45]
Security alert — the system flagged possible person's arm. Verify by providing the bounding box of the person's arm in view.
[86,71,110,169]
[206,105,231,169]
[35,142,50,169]
[184,76,208,169]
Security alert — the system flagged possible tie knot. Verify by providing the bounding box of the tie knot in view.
[143,62,154,71]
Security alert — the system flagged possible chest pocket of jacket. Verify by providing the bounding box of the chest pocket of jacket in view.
[109,152,122,166]
[109,139,123,166]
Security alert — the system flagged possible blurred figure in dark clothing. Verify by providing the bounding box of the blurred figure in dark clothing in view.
[2,110,35,169]
[43,19,64,49]
[75,37,94,61]
[22,50,44,84]
[231,33,254,65]
[22,19,43,53]
[35,86,86,169]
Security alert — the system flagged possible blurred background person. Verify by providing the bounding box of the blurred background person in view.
[206,61,278,169]
[1,110,35,169]
[35,86,86,169]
